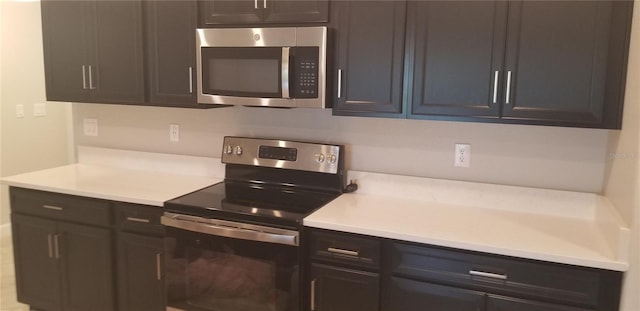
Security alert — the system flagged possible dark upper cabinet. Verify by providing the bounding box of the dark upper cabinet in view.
[41,0,145,104]
[309,264,380,311]
[501,1,622,127]
[331,1,407,117]
[145,0,198,106]
[407,1,507,119]
[199,0,328,26]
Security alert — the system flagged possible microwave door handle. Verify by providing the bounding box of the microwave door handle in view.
[282,47,290,99]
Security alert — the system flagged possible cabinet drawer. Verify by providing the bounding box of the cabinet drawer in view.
[116,203,164,236]
[388,242,621,307]
[308,229,380,269]
[10,187,112,227]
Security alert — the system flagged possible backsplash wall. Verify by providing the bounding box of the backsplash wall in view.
[73,103,609,193]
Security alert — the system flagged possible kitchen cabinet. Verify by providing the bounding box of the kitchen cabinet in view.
[198,0,328,26]
[145,0,198,107]
[41,0,145,104]
[331,1,407,118]
[406,1,507,119]
[10,188,115,311]
[304,227,623,311]
[116,203,166,311]
[306,228,381,311]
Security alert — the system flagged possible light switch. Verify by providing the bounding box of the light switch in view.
[34,103,46,117]
[16,104,25,118]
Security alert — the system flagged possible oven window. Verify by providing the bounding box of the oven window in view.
[166,227,298,311]
[202,47,283,98]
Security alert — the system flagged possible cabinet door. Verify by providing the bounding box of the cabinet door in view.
[502,1,613,126]
[199,0,262,26]
[309,263,379,311]
[332,1,406,117]
[117,232,165,311]
[41,0,92,102]
[407,1,506,119]
[487,295,592,311]
[146,0,197,106]
[11,214,62,311]
[382,277,485,311]
[263,0,328,24]
[90,0,145,104]
[58,222,115,311]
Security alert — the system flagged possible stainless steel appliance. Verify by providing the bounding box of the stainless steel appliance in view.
[162,137,346,311]
[196,27,328,108]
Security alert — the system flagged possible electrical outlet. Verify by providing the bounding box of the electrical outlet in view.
[83,118,98,136]
[34,103,46,117]
[16,104,25,118]
[454,143,471,168]
[170,124,180,142]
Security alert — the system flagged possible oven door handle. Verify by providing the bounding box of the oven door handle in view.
[161,213,299,246]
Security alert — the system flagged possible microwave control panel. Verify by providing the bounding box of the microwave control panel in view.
[292,47,319,98]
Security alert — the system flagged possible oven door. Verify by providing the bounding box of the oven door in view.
[162,213,300,311]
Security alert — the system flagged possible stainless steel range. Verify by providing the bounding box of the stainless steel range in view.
[162,137,348,311]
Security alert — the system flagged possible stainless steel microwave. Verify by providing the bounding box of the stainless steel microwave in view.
[196,27,327,108]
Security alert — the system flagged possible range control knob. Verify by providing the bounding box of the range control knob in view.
[234,146,243,155]
[224,145,233,155]
[327,153,337,164]
[315,153,325,163]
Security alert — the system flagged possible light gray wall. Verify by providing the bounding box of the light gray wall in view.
[0,1,72,225]
[73,104,609,193]
[604,2,640,310]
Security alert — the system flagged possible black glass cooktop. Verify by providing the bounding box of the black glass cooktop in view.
[164,181,340,229]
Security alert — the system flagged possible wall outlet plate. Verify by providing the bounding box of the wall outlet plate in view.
[170,124,179,142]
[34,103,46,117]
[454,143,471,168]
[16,104,25,118]
[83,118,98,136]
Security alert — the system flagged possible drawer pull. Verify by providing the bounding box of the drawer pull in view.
[126,217,150,223]
[43,205,63,211]
[469,270,507,280]
[328,247,359,257]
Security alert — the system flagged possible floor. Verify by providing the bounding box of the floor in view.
[0,226,29,311]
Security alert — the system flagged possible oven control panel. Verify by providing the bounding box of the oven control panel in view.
[222,136,342,174]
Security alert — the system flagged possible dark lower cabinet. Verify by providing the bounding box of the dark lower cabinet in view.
[383,277,485,311]
[117,233,164,311]
[9,187,167,311]
[487,295,592,311]
[11,213,115,311]
[310,263,380,311]
[305,228,623,311]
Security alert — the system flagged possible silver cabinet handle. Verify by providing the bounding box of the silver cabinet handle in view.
[492,71,499,104]
[189,67,194,94]
[43,205,63,211]
[469,270,507,280]
[337,69,343,99]
[327,247,359,257]
[505,70,512,104]
[53,234,60,259]
[281,47,290,99]
[126,217,150,223]
[255,0,258,9]
[156,253,162,281]
[82,65,88,90]
[88,65,95,90]
[48,234,54,258]
[310,279,316,311]
[264,0,267,8]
